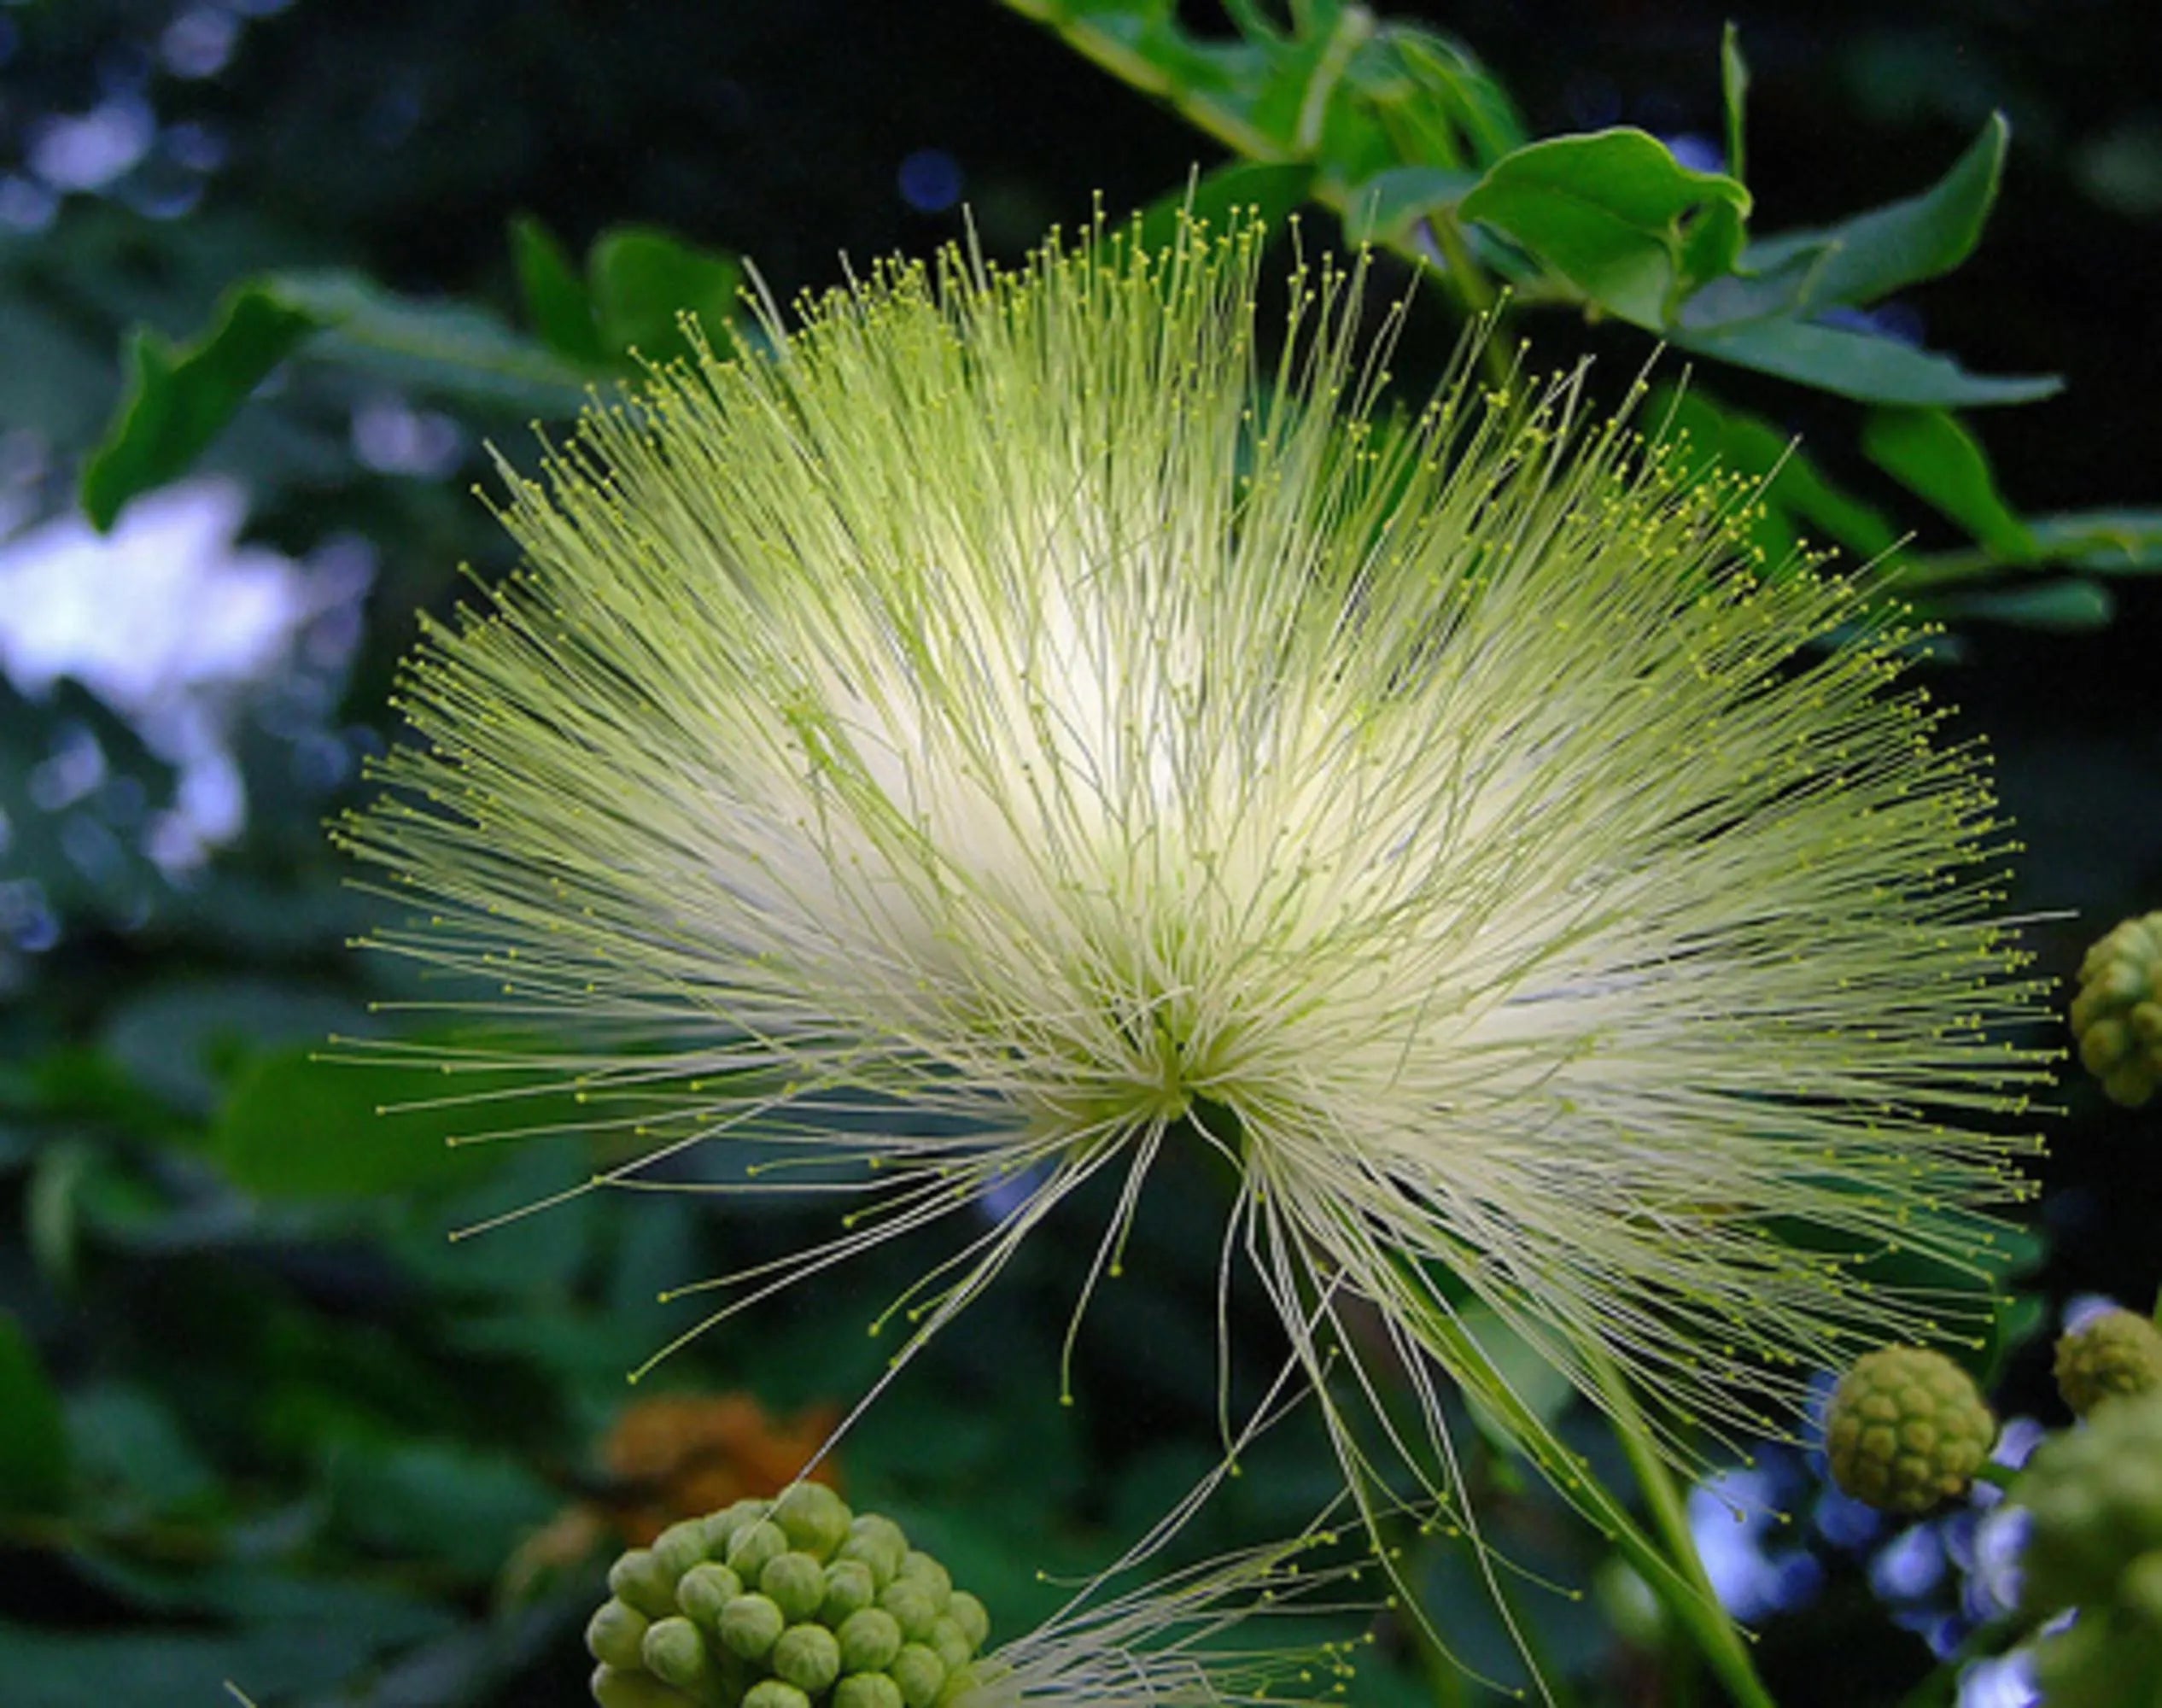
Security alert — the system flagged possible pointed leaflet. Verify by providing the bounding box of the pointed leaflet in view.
[1458,127,1750,326]
[1738,114,2013,313]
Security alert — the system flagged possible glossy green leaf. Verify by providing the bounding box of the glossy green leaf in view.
[79,285,318,529]
[1742,114,2010,312]
[587,225,745,366]
[1720,21,1749,184]
[1672,315,2060,407]
[1862,407,2036,559]
[81,271,596,529]
[0,1313,67,1515]
[510,214,607,366]
[1136,161,1315,254]
[1458,127,1750,325]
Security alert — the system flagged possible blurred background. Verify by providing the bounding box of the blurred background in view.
[3,2,2159,1704]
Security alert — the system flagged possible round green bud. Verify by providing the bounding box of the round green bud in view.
[720,1592,787,1661]
[592,1663,693,1708]
[926,1615,973,1674]
[774,1481,855,1559]
[586,1598,650,1670]
[897,1552,952,1609]
[837,1606,905,1674]
[704,1499,770,1555]
[1824,1345,1996,1515]
[727,1518,792,1581]
[743,1680,813,1708]
[761,1550,828,1623]
[610,1547,683,1619]
[2071,912,2162,1106]
[641,1616,712,1692]
[2057,1309,2162,1418]
[879,1581,940,1641]
[773,1622,844,1694]
[588,1497,990,1708]
[2020,1389,2162,1617]
[891,1642,948,1708]
[945,1593,989,1652]
[652,1518,714,1579]
[837,1515,909,1588]
[821,1559,878,1623]
[834,1676,905,1708]
[675,1561,745,1630]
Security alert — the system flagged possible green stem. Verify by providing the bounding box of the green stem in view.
[1578,1340,1779,1708]
[996,0,1537,376]
[998,0,1286,164]
[1414,1305,1777,1708]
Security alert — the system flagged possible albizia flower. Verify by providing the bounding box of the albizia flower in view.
[342,216,2048,1511]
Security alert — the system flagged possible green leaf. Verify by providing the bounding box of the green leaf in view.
[587,226,745,366]
[1350,26,1527,169]
[1925,577,2114,629]
[66,1383,217,1521]
[79,286,318,529]
[0,1313,67,1515]
[1742,114,2010,312]
[511,214,607,366]
[1671,315,2060,407]
[1458,127,1751,325]
[1341,164,1478,244]
[1720,21,1749,184]
[324,1438,558,1581]
[1862,407,2036,559]
[2023,507,2162,572]
[81,272,597,529]
[1676,239,1832,330]
[1136,161,1315,254]
[267,270,596,407]
[209,1044,558,1200]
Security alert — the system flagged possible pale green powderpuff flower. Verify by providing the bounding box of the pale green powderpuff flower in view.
[340,214,2050,1512]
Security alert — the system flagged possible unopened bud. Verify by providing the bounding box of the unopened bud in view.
[2056,1308,2162,1418]
[1824,1345,1996,1515]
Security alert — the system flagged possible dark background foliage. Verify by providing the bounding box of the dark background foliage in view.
[3,3,2159,1704]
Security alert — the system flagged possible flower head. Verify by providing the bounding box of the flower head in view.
[342,214,2048,1512]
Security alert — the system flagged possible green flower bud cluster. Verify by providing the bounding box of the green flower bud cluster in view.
[585,1483,993,1708]
[2070,911,2162,1106]
[1823,1346,1996,1516]
[2017,1391,2162,1705]
[2056,1308,2162,1418]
